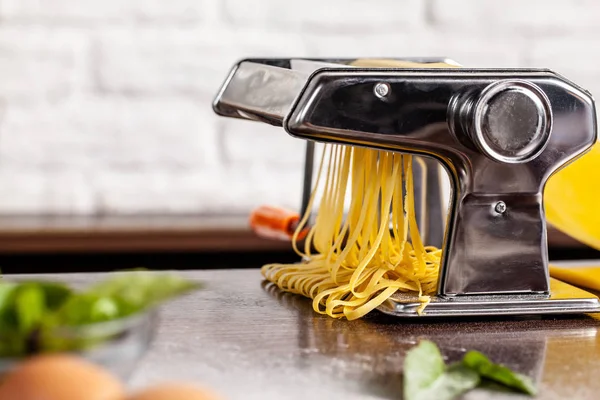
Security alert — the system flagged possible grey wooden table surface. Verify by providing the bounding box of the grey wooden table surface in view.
[20,266,600,400]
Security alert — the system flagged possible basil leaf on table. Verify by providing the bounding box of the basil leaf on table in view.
[410,365,480,400]
[403,341,537,400]
[403,340,446,399]
[463,350,537,395]
[404,340,480,400]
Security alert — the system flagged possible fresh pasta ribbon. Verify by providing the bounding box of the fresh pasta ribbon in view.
[262,59,451,320]
[262,145,441,320]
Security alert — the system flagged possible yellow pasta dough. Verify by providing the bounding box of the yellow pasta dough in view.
[262,145,441,320]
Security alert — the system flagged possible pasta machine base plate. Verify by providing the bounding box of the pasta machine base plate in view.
[378,278,600,317]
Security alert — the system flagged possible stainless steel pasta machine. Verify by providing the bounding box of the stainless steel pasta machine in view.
[212,57,600,317]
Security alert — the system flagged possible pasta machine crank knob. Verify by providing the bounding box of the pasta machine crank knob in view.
[458,80,553,164]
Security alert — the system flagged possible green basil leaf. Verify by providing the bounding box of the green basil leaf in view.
[0,272,201,356]
[87,271,201,317]
[14,284,46,334]
[35,282,72,310]
[0,282,18,331]
[0,282,17,310]
[410,364,481,400]
[403,340,446,400]
[0,281,72,333]
[52,272,200,325]
[463,350,537,395]
[52,293,120,326]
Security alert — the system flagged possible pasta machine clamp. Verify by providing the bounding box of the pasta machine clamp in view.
[213,58,600,317]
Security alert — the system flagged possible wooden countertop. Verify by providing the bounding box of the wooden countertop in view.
[15,267,600,400]
[0,214,291,253]
[0,214,588,254]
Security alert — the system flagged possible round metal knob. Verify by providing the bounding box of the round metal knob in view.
[469,80,552,163]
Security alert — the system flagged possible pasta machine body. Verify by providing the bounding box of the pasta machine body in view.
[213,58,600,317]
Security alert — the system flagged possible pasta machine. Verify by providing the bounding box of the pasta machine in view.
[213,57,600,317]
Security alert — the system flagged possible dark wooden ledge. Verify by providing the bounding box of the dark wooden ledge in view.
[0,214,291,254]
[0,214,589,255]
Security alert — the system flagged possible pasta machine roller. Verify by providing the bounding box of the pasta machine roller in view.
[213,57,600,317]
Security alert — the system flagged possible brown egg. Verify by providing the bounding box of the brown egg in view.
[0,353,125,400]
[126,382,224,400]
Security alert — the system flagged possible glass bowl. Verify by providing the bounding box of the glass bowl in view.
[0,308,158,380]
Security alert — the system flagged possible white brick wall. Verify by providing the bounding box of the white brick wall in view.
[223,0,425,32]
[0,0,206,23]
[0,0,598,215]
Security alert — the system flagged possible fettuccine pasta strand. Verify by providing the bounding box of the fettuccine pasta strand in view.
[262,144,441,320]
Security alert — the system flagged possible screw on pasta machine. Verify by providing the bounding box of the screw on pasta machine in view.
[374,82,390,99]
[494,201,507,214]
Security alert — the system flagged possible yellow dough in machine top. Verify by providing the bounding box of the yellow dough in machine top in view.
[545,142,600,252]
[546,142,600,292]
